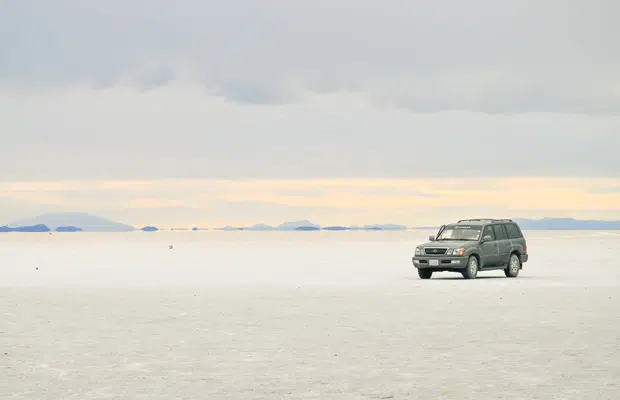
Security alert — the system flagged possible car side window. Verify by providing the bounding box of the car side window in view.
[493,224,508,240]
[504,223,522,239]
[482,225,495,240]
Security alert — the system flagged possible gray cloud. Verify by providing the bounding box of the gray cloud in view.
[1,86,619,180]
[2,0,619,114]
[1,0,619,182]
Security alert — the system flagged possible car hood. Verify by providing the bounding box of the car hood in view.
[418,240,476,248]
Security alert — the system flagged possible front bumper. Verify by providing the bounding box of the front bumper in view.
[412,256,468,270]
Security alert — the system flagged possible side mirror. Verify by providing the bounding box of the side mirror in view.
[428,235,435,241]
[482,235,492,242]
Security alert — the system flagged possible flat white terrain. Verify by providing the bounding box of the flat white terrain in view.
[1,231,619,399]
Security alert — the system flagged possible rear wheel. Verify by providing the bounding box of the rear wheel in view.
[505,254,520,278]
[418,269,433,280]
[462,256,479,279]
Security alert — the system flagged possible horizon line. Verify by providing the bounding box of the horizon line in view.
[5,215,620,232]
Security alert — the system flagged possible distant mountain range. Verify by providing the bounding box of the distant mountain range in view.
[0,224,52,233]
[54,226,83,232]
[7,212,135,232]
[215,221,408,231]
[0,225,85,233]
[414,218,620,231]
[513,217,620,230]
[2,213,620,232]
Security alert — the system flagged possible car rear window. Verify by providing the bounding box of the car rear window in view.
[504,223,523,239]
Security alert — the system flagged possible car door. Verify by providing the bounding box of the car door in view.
[480,225,499,267]
[493,224,511,266]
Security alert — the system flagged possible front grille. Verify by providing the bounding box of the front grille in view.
[424,247,447,255]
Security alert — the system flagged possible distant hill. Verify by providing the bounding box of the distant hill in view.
[8,213,135,232]
[514,217,620,230]
[294,226,320,231]
[0,224,51,232]
[55,226,83,232]
[215,225,244,231]
[323,226,350,231]
[249,223,276,231]
[215,223,274,231]
[141,226,159,232]
[322,224,407,231]
[214,221,409,231]
[216,221,321,231]
[361,224,407,231]
[277,220,321,230]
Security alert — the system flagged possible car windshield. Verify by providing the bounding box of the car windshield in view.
[436,225,481,241]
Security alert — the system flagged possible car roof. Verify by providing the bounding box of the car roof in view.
[450,219,515,226]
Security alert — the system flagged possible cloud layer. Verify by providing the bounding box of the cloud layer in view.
[2,0,619,114]
[2,85,619,180]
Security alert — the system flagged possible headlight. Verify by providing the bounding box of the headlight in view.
[415,248,422,255]
[452,248,465,256]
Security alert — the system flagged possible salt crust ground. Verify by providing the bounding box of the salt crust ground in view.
[1,231,619,399]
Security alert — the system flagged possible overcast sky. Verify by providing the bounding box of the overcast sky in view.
[1,0,619,225]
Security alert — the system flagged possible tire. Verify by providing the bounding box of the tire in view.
[462,255,479,279]
[418,269,433,280]
[505,253,521,278]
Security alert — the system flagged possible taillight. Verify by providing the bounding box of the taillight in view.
[524,243,527,253]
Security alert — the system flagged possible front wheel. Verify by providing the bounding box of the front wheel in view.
[462,256,479,279]
[418,269,433,280]
[505,254,520,278]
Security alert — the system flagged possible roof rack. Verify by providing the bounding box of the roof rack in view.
[457,218,514,223]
